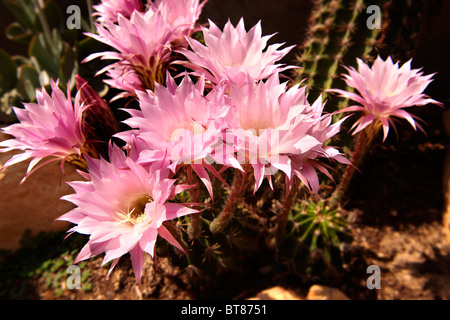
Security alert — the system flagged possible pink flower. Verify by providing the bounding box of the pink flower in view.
[116,74,234,198]
[289,98,351,193]
[152,0,207,45]
[89,9,172,67]
[0,80,93,179]
[86,1,206,91]
[57,145,197,285]
[103,63,145,101]
[93,0,143,23]
[328,56,442,141]
[85,9,174,90]
[226,73,347,192]
[177,18,295,86]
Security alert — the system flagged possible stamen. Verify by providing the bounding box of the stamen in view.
[116,194,153,225]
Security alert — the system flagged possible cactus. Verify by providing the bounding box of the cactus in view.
[294,0,385,108]
[155,168,293,281]
[286,199,351,265]
[293,0,440,111]
[293,0,444,205]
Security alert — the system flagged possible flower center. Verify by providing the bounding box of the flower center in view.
[116,194,153,225]
[65,153,88,170]
[170,121,206,142]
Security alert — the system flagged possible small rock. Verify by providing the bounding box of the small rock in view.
[248,286,303,300]
[392,251,426,267]
[306,285,349,300]
[395,269,428,292]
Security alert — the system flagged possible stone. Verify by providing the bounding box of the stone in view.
[306,285,349,300]
[247,286,303,300]
[392,251,426,268]
[0,131,83,251]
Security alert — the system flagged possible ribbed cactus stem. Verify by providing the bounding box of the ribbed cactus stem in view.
[322,0,363,92]
[276,178,299,245]
[186,166,202,240]
[187,212,202,240]
[209,170,244,234]
[294,0,388,107]
[297,0,338,90]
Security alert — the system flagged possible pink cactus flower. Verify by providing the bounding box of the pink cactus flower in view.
[57,145,197,285]
[93,0,143,23]
[153,0,207,45]
[116,74,234,198]
[177,18,295,86]
[103,63,145,101]
[226,73,348,192]
[86,1,206,91]
[289,97,351,193]
[0,81,94,179]
[85,8,174,90]
[328,56,442,141]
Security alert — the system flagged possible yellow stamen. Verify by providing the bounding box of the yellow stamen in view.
[116,194,153,225]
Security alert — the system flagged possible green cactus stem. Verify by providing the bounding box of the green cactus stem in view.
[294,0,387,106]
[209,169,245,234]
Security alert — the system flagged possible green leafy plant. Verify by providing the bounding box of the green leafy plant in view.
[0,0,101,122]
[0,230,90,299]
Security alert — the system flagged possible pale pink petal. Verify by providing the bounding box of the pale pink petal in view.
[164,203,199,220]
[74,241,108,264]
[129,245,145,286]
[157,224,186,254]
[191,163,213,199]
